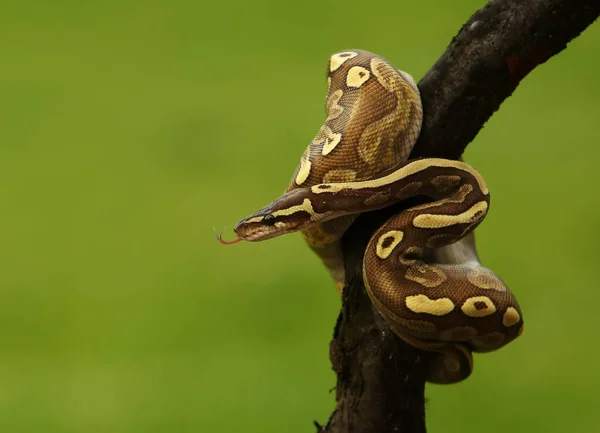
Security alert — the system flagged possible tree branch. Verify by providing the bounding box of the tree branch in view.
[323,1,599,432]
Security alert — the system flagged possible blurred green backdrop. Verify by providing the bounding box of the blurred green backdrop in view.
[0,0,598,432]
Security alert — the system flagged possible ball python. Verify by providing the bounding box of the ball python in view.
[219,50,523,384]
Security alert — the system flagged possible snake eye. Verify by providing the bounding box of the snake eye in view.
[263,214,276,226]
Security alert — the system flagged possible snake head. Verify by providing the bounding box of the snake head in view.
[234,190,320,242]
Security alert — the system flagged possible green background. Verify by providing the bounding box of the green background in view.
[1,0,598,431]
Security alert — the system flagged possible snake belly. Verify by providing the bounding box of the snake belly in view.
[230,50,524,384]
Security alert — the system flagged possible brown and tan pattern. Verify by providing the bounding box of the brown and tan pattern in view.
[225,50,523,384]
[404,262,448,288]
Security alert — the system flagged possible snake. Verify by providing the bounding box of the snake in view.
[219,50,523,384]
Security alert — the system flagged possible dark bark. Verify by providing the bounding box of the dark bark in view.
[322,1,599,432]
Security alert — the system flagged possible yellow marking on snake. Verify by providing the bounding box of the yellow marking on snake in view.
[410,183,473,211]
[370,58,404,93]
[311,184,332,193]
[405,295,455,316]
[322,169,357,183]
[357,134,382,165]
[502,307,520,327]
[395,181,422,199]
[364,191,391,206]
[329,51,358,72]
[346,66,371,88]
[356,58,414,166]
[375,230,404,259]
[325,90,344,121]
[310,159,488,194]
[410,184,473,212]
[413,201,488,229]
[244,216,264,224]
[405,263,447,287]
[272,198,316,218]
[295,155,312,185]
[322,132,343,155]
[461,296,496,318]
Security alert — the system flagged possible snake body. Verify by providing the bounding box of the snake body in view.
[287,50,423,291]
[228,50,523,383]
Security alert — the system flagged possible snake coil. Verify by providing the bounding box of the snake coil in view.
[224,50,523,384]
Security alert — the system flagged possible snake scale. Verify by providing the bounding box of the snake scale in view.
[220,50,523,384]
